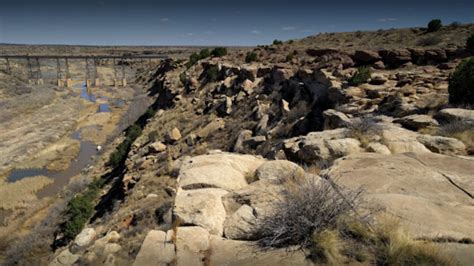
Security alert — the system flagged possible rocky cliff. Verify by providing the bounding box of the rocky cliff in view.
[48,31,474,265]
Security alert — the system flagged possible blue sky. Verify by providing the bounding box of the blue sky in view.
[0,0,473,46]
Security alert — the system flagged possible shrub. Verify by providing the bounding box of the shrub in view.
[273,39,283,45]
[348,66,371,86]
[245,51,258,63]
[347,116,382,147]
[256,178,362,249]
[62,185,99,240]
[467,34,474,50]
[285,53,294,62]
[179,72,188,86]
[199,48,210,59]
[148,130,159,142]
[126,124,142,140]
[186,53,200,68]
[210,47,227,57]
[204,65,219,82]
[417,36,442,46]
[427,19,442,32]
[185,48,212,68]
[448,57,474,105]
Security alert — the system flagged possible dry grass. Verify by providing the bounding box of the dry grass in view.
[437,119,474,154]
[347,116,382,147]
[339,217,454,266]
[310,229,343,264]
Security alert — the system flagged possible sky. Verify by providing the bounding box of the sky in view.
[0,0,473,46]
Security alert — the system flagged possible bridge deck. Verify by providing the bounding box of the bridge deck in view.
[0,55,168,59]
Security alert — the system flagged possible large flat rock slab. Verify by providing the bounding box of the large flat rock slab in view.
[325,152,474,239]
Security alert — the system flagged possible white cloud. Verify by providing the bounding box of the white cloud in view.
[282,26,296,31]
[377,18,397,22]
[251,30,261,35]
[160,18,169,22]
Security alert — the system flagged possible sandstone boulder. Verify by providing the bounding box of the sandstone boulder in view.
[175,226,210,266]
[379,124,431,153]
[436,108,474,124]
[166,127,182,142]
[323,109,352,129]
[394,114,439,131]
[49,249,80,266]
[133,230,175,266]
[417,135,466,155]
[148,141,167,153]
[71,228,96,252]
[255,160,305,182]
[379,49,412,66]
[174,188,228,235]
[353,50,381,64]
[223,204,259,240]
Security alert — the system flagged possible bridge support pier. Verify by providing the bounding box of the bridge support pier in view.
[86,79,92,88]
[122,78,127,87]
[57,79,64,87]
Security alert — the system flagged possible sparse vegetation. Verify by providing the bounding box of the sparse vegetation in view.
[467,33,474,50]
[210,47,228,57]
[256,177,363,249]
[185,48,212,68]
[427,19,442,32]
[285,52,295,62]
[349,66,371,86]
[62,182,100,240]
[273,39,283,45]
[448,57,474,105]
[245,51,258,63]
[148,130,159,142]
[417,36,442,46]
[204,65,219,82]
[437,119,474,154]
[347,116,382,148]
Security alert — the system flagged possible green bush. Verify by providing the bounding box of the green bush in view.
[179,72,188,86]
[349,66,371,86]
[467,34,474,50]
[273,39,283,45]
[427,19,442,32]
[126,124,142,140]
[62,185,99,240]
[185,48,212,68]
[211,47,227,57]
[205,65,219,82]
[448,57,474,105]
[245,51,258,63]
[199,48,210,58]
